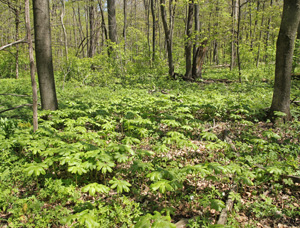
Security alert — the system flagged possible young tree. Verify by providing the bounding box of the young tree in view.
[269,0,300,121]
[33,0,58,110]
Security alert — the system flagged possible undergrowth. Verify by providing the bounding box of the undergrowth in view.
[0,69,300,227]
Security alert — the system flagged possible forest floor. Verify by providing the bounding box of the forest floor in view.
[0,69,300,227]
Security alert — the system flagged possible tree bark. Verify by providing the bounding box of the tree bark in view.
[60,0,68,61]
[270,0,300,121]
[123,0,127,51]
[33,0,58,110]
[160,0,174,78]
[107,0,118,56]
[25,0,38,132]
[192,2,201,79]
[185,0,193,80]
[150,0,156,63]
[88,0,96,58]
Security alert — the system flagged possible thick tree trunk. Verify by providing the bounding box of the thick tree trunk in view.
[160,0,174,78]
[270,0,300,121]
[25,0,38,132]
[107,0,118,56]
[185,0,193,80]
[33,0,58,110]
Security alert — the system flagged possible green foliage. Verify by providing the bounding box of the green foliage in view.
[135,211,176,228]
[1,71,300,227]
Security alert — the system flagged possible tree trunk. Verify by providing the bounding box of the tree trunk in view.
[15,8,19,79]
[236,0,242,82]
[107,0,118,56]
[185,0,193,80]
[25,0,38,132]
[160,0,174,78]
[60,0,68,61]
[150,0,156,63]
[123,0,127,51]
[88,0,96,58]
[269,0,300,121]
[230,0,238,70]
[192,2,200,78]
[33,0,58,110]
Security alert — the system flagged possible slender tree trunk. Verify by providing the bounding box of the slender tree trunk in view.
[33,0,58,110]
[230,0,238,70]
[236,0,242,82]
[25,0,38,132]
[15,9,19,79]
[160,0,174,78]
[270,0,300,121]
[150,0,156,63]
[185,0,193,80]
[256,1,265,67]
[88,0,95,57]
[264,0,273,62]
[192,2,200,79]
[123,0,127,51]
[60,0,68,61]
[98,0,108,41]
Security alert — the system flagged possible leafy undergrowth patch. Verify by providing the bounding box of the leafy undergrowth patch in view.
[0,77,300,227]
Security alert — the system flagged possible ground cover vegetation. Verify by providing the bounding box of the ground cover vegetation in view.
[1,0,300,227]
[1,68,300,227]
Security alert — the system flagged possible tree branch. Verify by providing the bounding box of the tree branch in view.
[0,104,35,114]
[0,39,27,51]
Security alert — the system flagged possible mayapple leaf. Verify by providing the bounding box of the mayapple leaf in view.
[68,166,87,175]
[24,163,48,177]
[109,177,131,193]
[82,183,110,196]
[150,179,174,194]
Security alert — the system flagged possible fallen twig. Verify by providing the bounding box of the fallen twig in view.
[217,184,237,225]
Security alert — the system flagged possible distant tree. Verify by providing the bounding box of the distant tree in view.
[269,0,300,121]
[33,0,58,110]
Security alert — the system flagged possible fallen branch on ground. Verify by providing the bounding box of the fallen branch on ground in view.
[217,184,237,225]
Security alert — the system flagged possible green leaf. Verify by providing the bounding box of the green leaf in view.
[68,165,87,175]
[201,132,218,141]
[96,161,115,174]
[150,179,174,194]
[82,183,110,196]
[210,199,225,212]
[109,177,131,193]
[24,163,48,177]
